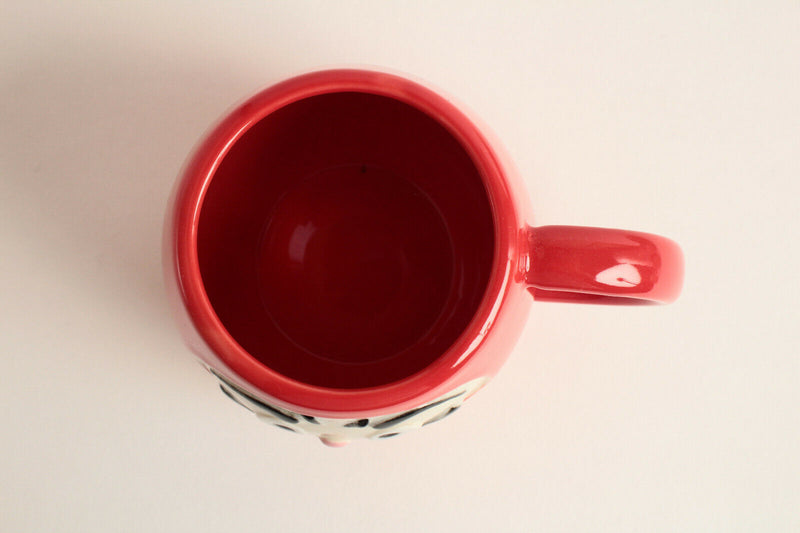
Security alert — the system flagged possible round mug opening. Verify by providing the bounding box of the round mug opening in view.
[196,90,495,389]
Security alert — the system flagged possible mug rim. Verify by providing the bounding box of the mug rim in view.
[170,68,519,416]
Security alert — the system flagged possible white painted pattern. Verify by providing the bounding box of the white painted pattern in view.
[210,369,487,445]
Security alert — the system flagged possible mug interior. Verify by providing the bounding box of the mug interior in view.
[197,91,494,388]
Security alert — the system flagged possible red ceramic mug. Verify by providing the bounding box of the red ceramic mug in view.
[164,69,683,446]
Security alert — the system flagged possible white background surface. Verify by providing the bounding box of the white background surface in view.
[2,2,798,532]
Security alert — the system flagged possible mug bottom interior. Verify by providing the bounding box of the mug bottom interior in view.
[259,163,454,368]
[197,91,494,389]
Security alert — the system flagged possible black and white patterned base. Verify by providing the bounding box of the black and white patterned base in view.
[209,368,486,445]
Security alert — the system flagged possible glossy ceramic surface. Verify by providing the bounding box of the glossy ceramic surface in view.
[197,92,493,390]
[163,69,684,444]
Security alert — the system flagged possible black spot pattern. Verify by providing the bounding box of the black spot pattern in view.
[372,392,464,429]
[210,367,471,439]
[219,383,250,410]
[212,371,298,424]
[423,405,460,426]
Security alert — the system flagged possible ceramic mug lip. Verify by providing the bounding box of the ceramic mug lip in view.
[172,68,519,416]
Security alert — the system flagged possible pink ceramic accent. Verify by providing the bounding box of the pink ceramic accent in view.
[163,69,683,434]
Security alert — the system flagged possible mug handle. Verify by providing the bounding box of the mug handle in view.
[525,225,684,305]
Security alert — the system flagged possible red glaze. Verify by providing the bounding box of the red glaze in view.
[527,226,684,304]
[163,69,683,418]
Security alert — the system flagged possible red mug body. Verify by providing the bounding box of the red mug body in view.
[163,69,683,445]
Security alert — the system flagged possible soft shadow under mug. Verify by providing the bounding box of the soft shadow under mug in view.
[164,69,684,446]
